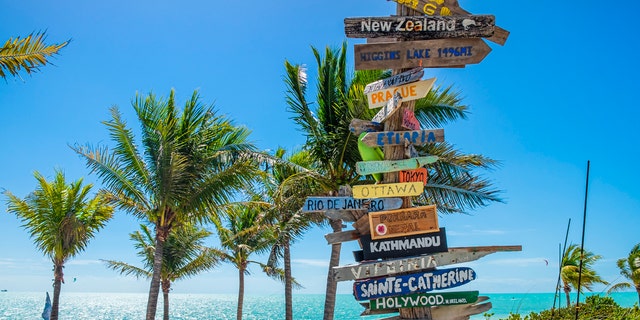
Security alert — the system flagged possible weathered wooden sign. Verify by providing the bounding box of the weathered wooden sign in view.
[360,227,447,260]
[399,167,428,185]
[356,156,438,176]
[429,296,492,320]
[369,205,439,240]
[361,128,444,147]
[364,67,424,94]
[333,245,522,282]
[367,78,435,109]
[350,118,383,135]
[353,267,476,301]
[390,0,509,46]
[353,182,423,199]
[369,290,479,310]
[345,15,494,40]
[371,92,403,123]
[402,108,420,131]
[301,197,403,213]
[354,38,491,70]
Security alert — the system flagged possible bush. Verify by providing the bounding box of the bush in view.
[502,295,640,320]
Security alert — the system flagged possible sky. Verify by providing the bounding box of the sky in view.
[1,0,640,300]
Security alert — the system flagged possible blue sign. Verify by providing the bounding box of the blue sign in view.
[353,267,475,301]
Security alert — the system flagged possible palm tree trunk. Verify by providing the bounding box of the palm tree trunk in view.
[50,263,63,320]
[237,267,245,320]
[636,286,640,305]
[146,226,167,320]
[323,218,342,320]
[284,241,293,320]
[563,281,571,307]
[162,280,171,320]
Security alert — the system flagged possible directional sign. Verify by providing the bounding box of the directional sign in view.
[353,267,476,301]
[352,182,423,199]
[356,156,438,176]
[402,108,420,130]
[369,205,439,240]
[399,167,428,185]
[344,15,495,40]
[360,227,447,260]
[333,245,522,282]
[369,291,479,310]
[364,67,424,94]
[301,197,403,213]
[371,92,402,123]
[361,129,444,147]
[354,38,491,71]
[350,118,383,135]
[390,0,509,46]
[367,78,434,109]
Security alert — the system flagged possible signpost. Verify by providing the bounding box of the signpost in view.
[367,78,435,109]
[399,167,428,185]
[333,245,523,282]
[364,67,424,94]
[372,92,403,123]
[353,267,476,301]
[360,128,444,147]
[368,205,439,240]
[389,0,510,46]
[369,291,479,310]
[301,197,403,212]
[350,118,383,135]
[352,181,424,199]
[354,38,491,70]
[344,15,495,40]
[359,228,447,260]
[356,156,438,175]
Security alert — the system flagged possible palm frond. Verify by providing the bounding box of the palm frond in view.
[0,32,69,79]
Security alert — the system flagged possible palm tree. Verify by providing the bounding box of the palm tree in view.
[284,43,503,320]
[4,170,113,320]
[213,203,285,320]
[74,89,259,320]
[608,243,640,303]
[1,32,69,80]
[103,224,221,320]
[262,148,323,320]
[561,244,608,307]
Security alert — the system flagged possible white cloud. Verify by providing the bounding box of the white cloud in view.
[485,257,551,267]
[292,259,328,267]
[67,259,103,266]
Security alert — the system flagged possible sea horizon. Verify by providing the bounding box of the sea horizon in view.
[1,291,637,319]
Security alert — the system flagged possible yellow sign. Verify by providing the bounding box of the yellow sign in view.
[367,78,435,109]
[353,182,423,199]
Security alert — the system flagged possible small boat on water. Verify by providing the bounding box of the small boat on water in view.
[0,289,7,292]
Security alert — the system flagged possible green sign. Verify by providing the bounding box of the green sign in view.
[370,291,479,310]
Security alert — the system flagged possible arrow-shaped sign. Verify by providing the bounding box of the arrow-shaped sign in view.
[364,67,424,94]
[389,0,509,45]
[355,38,491,70]
[367,78,435,109]
[356,156,438,176]
[371,92,403,123]
[345,15,495,40]
[361,128,444,147]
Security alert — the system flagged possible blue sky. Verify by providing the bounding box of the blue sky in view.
[1,0,639,298]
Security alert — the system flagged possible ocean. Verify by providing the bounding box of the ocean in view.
[0,292,637,319]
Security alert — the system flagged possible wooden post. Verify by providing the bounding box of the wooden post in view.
[381,4,432,320]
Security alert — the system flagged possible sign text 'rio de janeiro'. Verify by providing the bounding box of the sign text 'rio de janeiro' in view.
[301,197,402,213]
[355,38,491,70]
[344,15,495,40]
[354,267,476,300]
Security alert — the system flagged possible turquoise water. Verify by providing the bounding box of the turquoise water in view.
[0,292,637,319]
